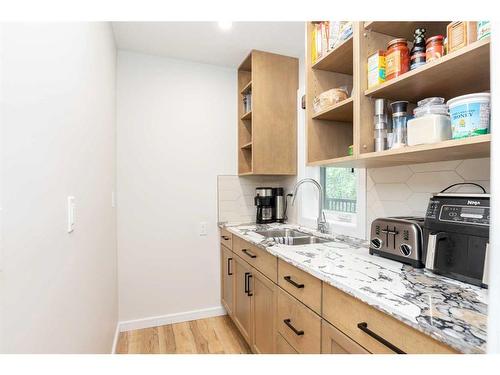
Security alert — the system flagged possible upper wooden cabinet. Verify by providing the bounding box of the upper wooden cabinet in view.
[306,21,491,168]
[238,50,299,175]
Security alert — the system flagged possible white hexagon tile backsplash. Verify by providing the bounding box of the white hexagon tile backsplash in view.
[366,158,490,236]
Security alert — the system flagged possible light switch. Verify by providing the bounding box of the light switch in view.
[67,196,75,233]
[199,222,207,236]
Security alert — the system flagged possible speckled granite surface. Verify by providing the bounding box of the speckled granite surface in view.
[220,222,488,354]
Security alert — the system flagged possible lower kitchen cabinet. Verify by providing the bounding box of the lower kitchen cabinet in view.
[276,333,298,354]
[233,255,253,344]
[251,270,276,353]
[322,282,457,354]
[321,320,370,354]
[232,253,277,353]
[221,245,234,317]
[277,287,321,354]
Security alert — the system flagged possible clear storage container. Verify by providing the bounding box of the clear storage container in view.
[407,97,451,146]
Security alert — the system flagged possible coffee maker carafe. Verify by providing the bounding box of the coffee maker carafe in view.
[254,187,274,224]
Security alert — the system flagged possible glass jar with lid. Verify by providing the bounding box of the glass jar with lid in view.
[385,38,410,80]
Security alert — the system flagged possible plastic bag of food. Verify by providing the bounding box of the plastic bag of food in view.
[313,87,349,113]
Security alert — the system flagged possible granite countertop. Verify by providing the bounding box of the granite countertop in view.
[220,222,488,354]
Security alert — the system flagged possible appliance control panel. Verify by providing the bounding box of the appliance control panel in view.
[439,205,490,226]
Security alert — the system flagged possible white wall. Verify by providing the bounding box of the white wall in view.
[116,51,236,322]
[0,23,117,353]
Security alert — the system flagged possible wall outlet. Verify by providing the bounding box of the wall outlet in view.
[67,196,75,233]
[199,222,207,236]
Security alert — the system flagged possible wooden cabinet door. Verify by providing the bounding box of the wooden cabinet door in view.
[276,333,297,354]
[321,320,370,354]
[251,270,276,354]
[221,245,234,317]
[233,255,253,344]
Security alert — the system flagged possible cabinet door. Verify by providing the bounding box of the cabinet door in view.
[233,255,253,344]
[321,320,370,354]
[251,270,276,354]
[276,333,297,354]
[221,245,234,316]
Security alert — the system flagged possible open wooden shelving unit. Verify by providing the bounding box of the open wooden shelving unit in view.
[311,36,354,74]
[241,111,252,120]
[312,97,353,122]
[364,38,490,102]
[238,50,298,175]
[306,21,491,169]
[364,21,450,40]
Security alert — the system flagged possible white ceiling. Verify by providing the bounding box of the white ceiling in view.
[111,22,305,68]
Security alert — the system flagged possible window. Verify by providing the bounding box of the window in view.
[320,167,366,238]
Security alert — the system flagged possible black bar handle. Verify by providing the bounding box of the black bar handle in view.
[284,276,304,289]
[242,249,257,259]
[247,274,253,297]
[227,257,233,276]
[222,236,230,240]
[244,272,250,294]
[357,322,405,354]
[283,319,304,336]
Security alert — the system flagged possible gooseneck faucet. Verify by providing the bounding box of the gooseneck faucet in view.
[291,178,329,234]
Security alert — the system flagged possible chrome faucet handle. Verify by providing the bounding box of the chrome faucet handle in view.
[317,216,329,234]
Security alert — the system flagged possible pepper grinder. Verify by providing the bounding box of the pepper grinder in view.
[373,99,389,151]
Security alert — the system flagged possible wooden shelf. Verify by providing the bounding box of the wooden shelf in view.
[312,97,353,122]
[240,81,252,95]
[364,21,450,40]
[311,135,491,168]
[311,36,353,74]
[240,141,252,150]
[365,38,490,102]
[238,171,254,176]
[308,155,356,167]
[241,111,252,120]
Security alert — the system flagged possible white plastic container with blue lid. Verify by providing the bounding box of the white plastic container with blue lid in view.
[447,93,490,139]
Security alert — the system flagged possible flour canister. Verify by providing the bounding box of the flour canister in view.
[447,93,490,139]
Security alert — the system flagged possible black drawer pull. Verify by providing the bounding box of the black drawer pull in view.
[227,257,233,276]
[247,274,253,297]
[244,272,250,294]
[221,236,230,241]
[357,322,405,354]
[242,249,257,259]
[283,319,304,336]
[284,276,304,289]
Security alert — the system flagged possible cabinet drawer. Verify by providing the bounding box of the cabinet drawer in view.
[322,283,457,354]
[321,320,369,354]
[233,236,277,282]
[220,228,233,250]
[277,287,321,354]
[276,333,297,354]
[278,259,322,314]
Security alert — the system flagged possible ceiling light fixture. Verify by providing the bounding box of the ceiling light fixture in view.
[218,21,233,31]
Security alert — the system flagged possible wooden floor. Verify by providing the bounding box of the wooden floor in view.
[116,315,252,354]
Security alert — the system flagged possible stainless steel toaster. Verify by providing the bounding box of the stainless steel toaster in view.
[369,217,425,268]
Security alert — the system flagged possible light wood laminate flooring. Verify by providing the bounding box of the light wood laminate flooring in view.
[116,315,251,354]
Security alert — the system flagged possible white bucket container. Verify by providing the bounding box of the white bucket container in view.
[447,93,490,139]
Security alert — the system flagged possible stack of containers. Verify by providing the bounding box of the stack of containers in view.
[373,99,389,151]
[407,97,451,146]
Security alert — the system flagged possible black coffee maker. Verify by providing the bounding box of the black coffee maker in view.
[254,187,274,224]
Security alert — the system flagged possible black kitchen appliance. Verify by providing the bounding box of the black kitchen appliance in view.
[423,184,490,287]
[254,187,285,224]
[254,187,275,224]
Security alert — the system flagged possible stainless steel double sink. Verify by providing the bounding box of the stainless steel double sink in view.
[255,228,330,246]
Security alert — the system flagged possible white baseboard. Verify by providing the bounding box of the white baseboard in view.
[117,306,227,333]
[111,322,120,354]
